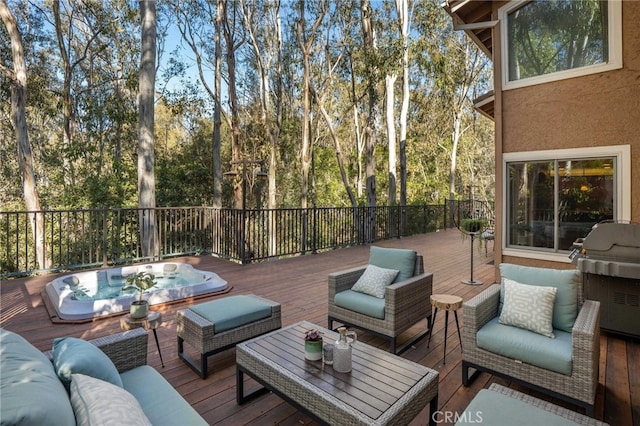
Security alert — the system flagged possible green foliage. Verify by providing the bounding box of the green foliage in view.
[460,218,488,233]
[124,272,157,302]
[3,1,494,213]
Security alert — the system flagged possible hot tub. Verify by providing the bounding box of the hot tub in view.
[45,263,228,321]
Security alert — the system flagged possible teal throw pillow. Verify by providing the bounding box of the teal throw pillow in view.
[351,264,399,298]
[53,336,123,390]
[368,246,417,283]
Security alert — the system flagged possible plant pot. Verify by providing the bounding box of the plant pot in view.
[304,340,323,361]
[130,301,149,319]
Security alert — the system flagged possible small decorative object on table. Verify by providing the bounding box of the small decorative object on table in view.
[323,343,334,365]
[304,329,323,361]
[124,271,157,319]
[333,327,357,373]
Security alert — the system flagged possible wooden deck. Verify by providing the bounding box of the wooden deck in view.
[1,231,637,426]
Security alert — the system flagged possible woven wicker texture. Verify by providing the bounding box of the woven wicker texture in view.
[462,283,601,414]
[487,384,608,426]
[44,328,149,372]
[236,321,439,426]
[328,255,433,353]
[177,294,281,377]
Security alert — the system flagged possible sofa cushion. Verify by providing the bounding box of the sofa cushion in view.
[189,295,273,333]
[369,246,417,283]
[499,263,579,332]
[121,365,208,426]
[70,373,152,426]
[455,388,581,426]
[53,336,123,389]
[334,289,386,319]
[351,264,399,298]
[0,329,76,426]
[499,278,557,338]
[477,318,572,375]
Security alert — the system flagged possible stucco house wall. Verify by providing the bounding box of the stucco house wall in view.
[479,1,640,273]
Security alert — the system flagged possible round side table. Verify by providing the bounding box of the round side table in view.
[426,294,463,364]
[120,311,164,367]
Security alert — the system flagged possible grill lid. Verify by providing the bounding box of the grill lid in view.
[574,221,640,279]
[580,221,640,263]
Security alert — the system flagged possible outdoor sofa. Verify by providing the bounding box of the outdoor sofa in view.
[0,327,207,426]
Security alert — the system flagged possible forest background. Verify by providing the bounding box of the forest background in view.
[1,0,494,217]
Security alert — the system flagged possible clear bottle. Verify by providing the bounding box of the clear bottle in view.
[333,327,357,373]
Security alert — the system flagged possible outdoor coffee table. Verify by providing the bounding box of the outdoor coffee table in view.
[236,321,439,426]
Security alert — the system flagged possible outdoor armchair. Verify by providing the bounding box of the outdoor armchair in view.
[328,246,433,354]
[462,263,601,417]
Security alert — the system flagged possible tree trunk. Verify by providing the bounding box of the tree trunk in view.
[138,0,157,259]
[222,0,242,211]
[213,0,223,209]
[297,0,311,210]
[52,0,75,187]
[361,0,378,242]
[385,73,397,207]
[1,0,49,269]
[396,0,409,233]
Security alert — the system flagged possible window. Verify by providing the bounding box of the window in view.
[500,0,622,90]
[503,145,630,261]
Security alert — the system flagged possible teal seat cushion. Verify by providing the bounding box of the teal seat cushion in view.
[121,365,208,426]
[456,389,581,426]
[190,295,273,333]
[477,318,572,375]
[53,336,123,389]
[334,290,386,319]
[499,263,579,332]
[0,329,76,426]
[369,246,417,283]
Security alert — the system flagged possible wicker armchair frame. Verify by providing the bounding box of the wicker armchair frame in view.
[44,328,149,372]
[462,284,601,417]
[328,255,433,354]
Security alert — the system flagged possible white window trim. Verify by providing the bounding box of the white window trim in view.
[502,145,631,263]
[499,0,623,91]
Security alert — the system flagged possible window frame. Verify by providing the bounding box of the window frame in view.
[499,0,623,91]
[502,145,631,263]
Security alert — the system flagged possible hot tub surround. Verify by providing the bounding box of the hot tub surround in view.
[45,263,228,321]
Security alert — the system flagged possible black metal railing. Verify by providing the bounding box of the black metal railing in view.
[0,201,482,278]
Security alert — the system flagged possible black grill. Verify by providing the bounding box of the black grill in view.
[573,221,640,338]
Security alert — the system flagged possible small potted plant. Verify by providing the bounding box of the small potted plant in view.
[304,329,323,361]
[124,271,157,318]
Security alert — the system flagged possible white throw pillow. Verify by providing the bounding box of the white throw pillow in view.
[351,264,400,298]
[70,373,152,426]
[499,278,557,338]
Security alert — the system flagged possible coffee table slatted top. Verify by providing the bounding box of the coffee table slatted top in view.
[236,321,439,426]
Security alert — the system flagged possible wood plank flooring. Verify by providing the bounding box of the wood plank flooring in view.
[1,231,637,426]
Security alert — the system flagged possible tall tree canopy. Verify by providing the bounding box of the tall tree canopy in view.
[1,0,494,215]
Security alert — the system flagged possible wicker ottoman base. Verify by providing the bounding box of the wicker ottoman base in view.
[177,294,281,378]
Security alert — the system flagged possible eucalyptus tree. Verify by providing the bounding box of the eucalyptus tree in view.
[295,0,327,210]
[172,0,226,208]
[359,0,378,241]
[396,0,409,228]
[309,0,358,208]
[138,0,157,259]
[0,0,48,268]
[239,0,284,256]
